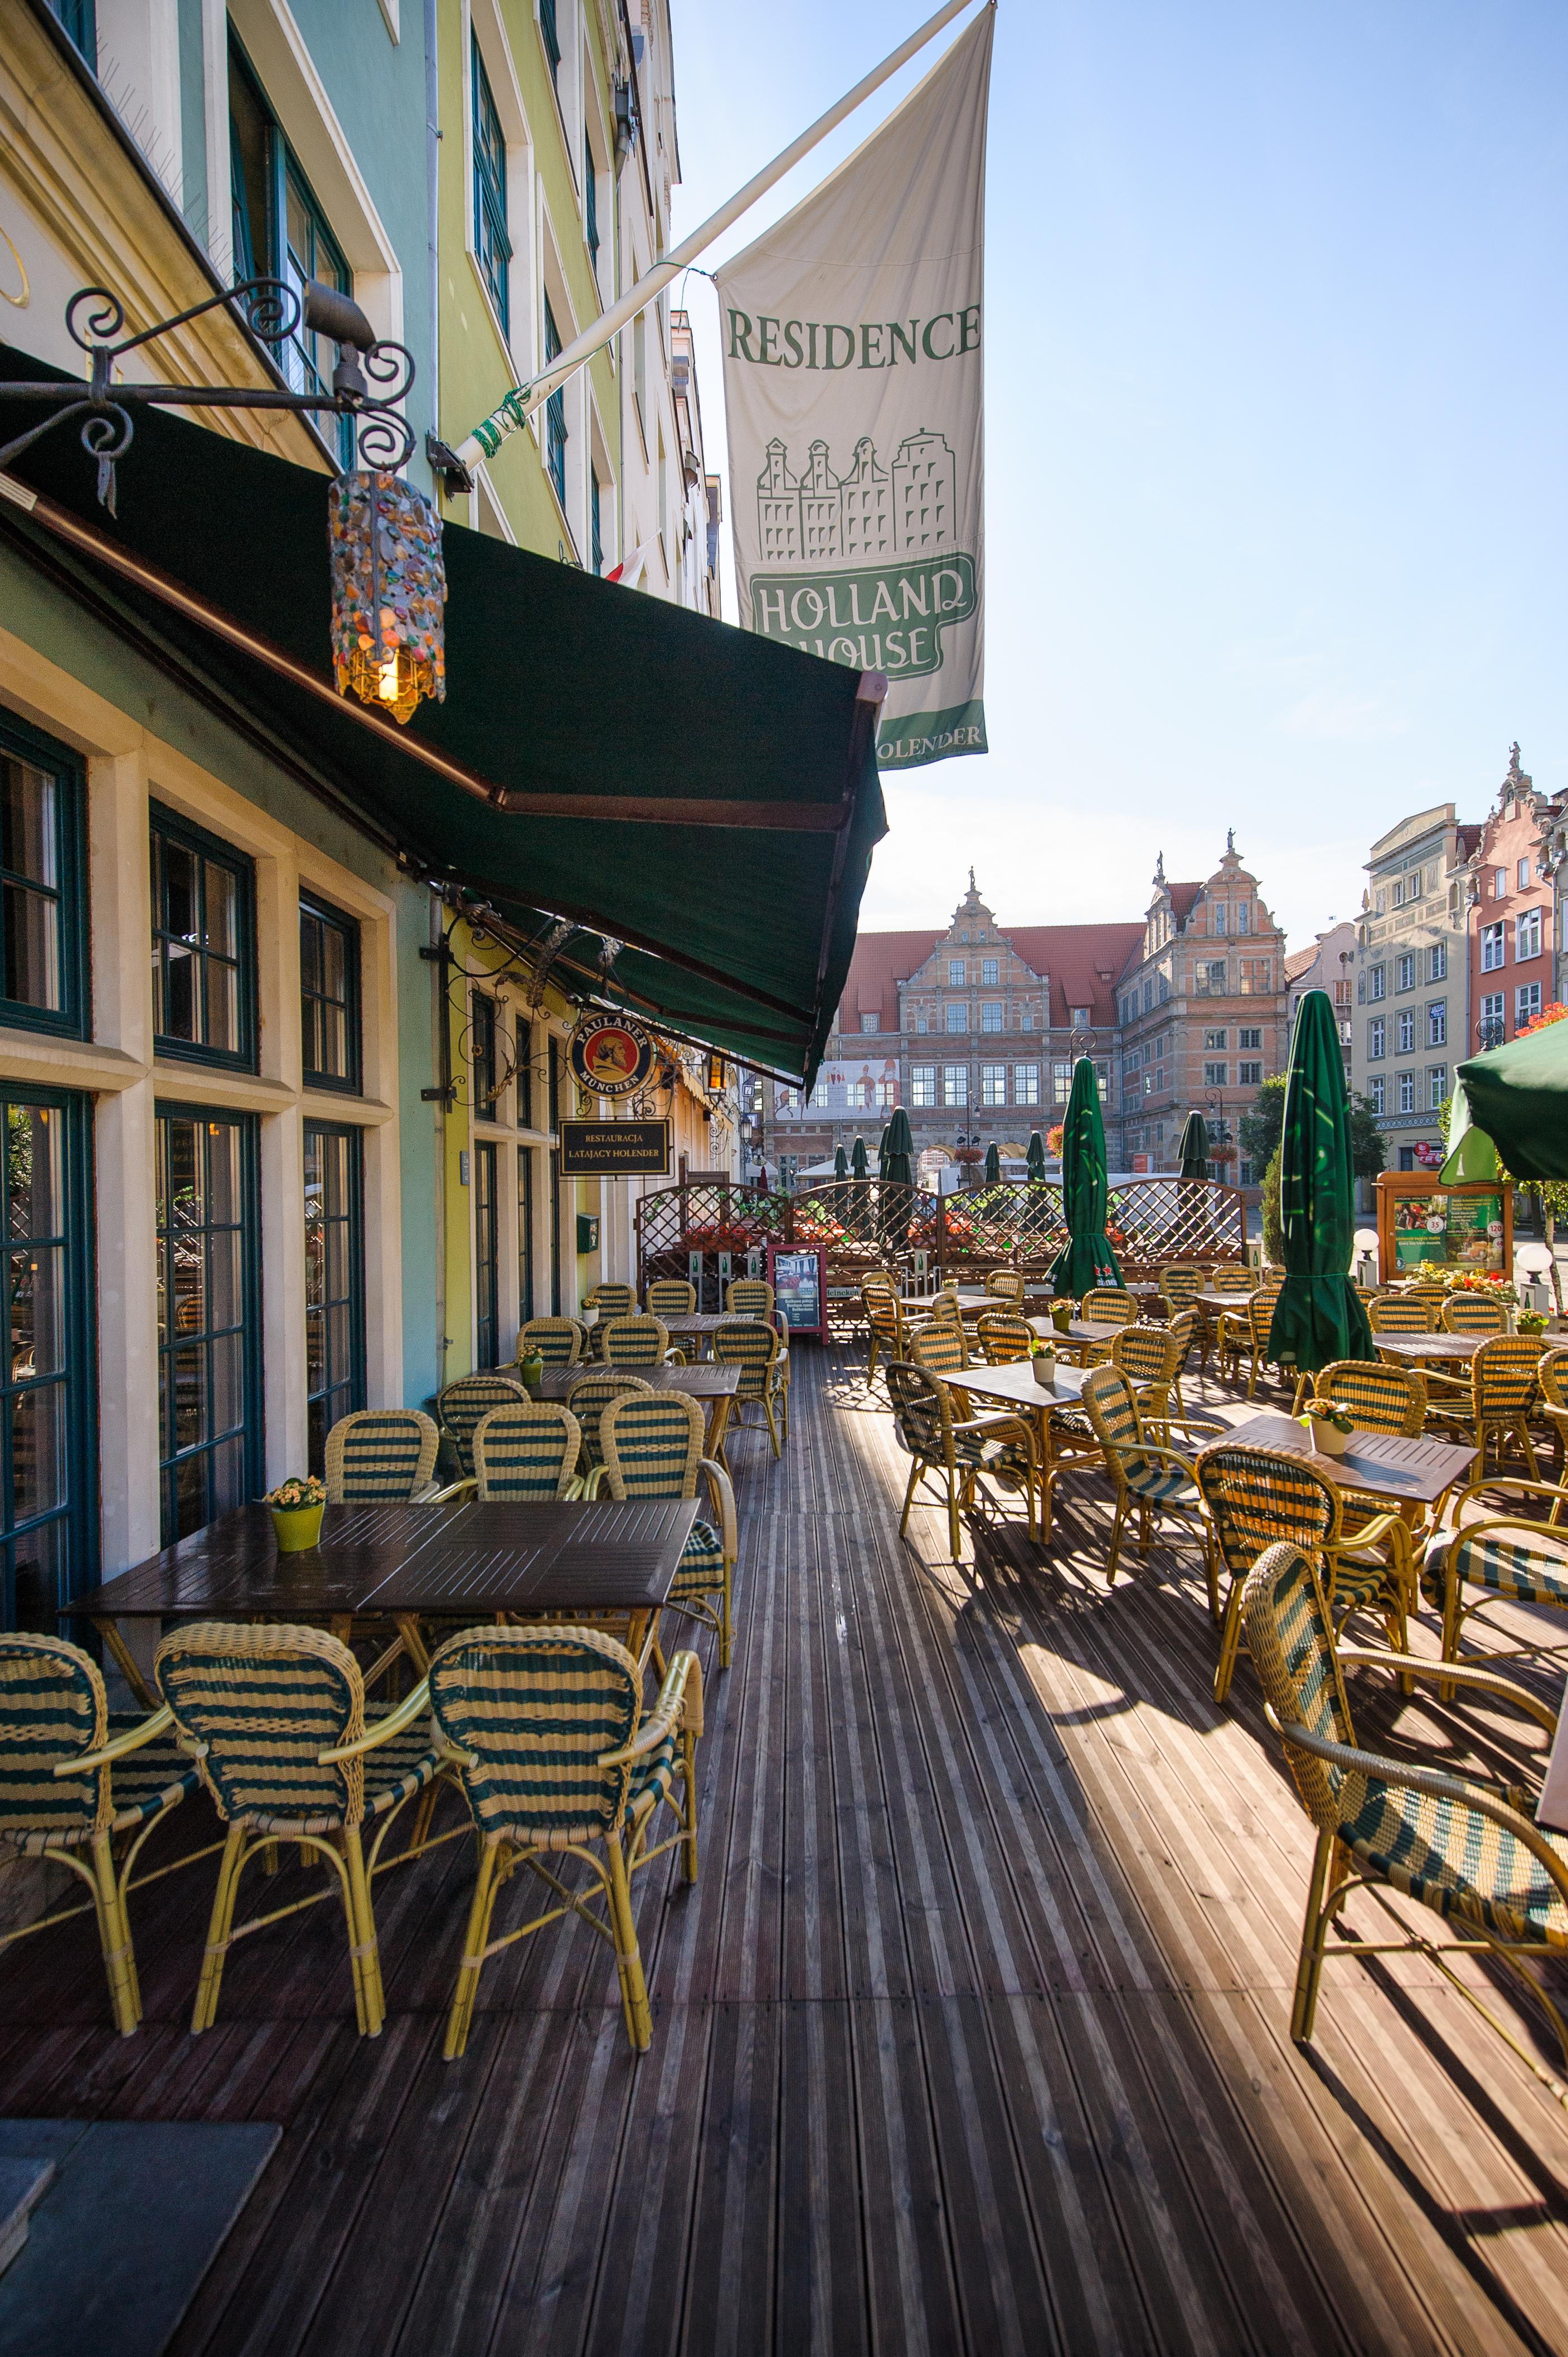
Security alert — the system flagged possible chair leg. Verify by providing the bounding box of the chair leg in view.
[763,1396,782,1459]
[898,1459,922,1538]
[1105,1498,1128,1583]
[1213,1579,1246,1703]
[1201,1526,1221,1621]
[946,1471,963,1564]
[192,1823,247,2035]
[679,1729,699,1884]
[1291,1829,1339,2043]
[719,1556,734,1671]
[342,1827,384,2038]
[444,1837,502,2062]
[604,1834,652,2053]
[90,1830,140,2036]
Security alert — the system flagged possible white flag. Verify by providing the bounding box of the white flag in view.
[717,9,993,772]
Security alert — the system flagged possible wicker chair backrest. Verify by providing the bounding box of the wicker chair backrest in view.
[984,1268,1025,1305]
[439,1374,525,1475]
[975,1311,1032,1364]
[1441,1296,1508,1334]
[473,1401,584,1498]
[1111,1323,1178,1388]
[1474,1335,1543,1416]
[1539,1349,1568,1412]
[1194,1446,1338,1584]
[1404,1281,1450,1304]
[156,1621,365,1831]
[726,1279,775,1318]
[885,1360,950,1462]
[1166,1306,1199,1370]
[427,1623,641,1848]
[585,1283,638,1323]
[601,1315,671,1368]
[1314,1359,1425,1435]
[912,1322,969,1378]
[1239,1543,1355,1831]
[1081,1362,1143,1454]
[520,1318,584,1367]
[865,1291,902,1346]
[1082,1288,1135,1326]
[1210,1267,1255,1292]
[562,1372,652,1471]
[599,1391,705,1501]
[646,1280,697,1316]
[1367,1297,1435,1334]
[713,1319,780,1398]
[0,1632,109,1849]
[324,1409,439,1504]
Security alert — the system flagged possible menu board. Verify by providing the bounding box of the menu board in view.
[769,1246,826,1339]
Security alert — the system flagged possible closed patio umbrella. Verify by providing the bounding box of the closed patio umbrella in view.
[1048,1059,1122,1297]
[833,1144,849,1178]
[983,1142,1001,1185]
[1177,1110,1209,1179]
[877,1122,891,1180]
[883,1106,915,1187]
[851,1136,869,1179]
[1269,990,1374,1375]
[1026,1132,1046,1181]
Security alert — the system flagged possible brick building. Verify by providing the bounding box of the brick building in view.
[1460,747,1564,1070]
[1286,921,1357,1089]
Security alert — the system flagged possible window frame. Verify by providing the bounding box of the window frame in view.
[303,1119,366,1475]
[1368,1017,1385,1060]
[1426,1000,1446,1048]
[941,1064,968,1108]
[1481,922,1506,973]
[1516,906,1543,962]
[0,703,89,1042]
[980,1063,1006,1107]
[299,891,362,1094]
[543,294,569,510]
[149,800,258,1073]
[471,33,513,336]
[910,1065,936,1108]
[1012,1064,1040,1105]
[154,1102,264,1545]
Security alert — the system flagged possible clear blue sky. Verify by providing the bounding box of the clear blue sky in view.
[669,0,1568,948]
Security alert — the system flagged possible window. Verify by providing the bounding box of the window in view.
[470,991,498,1112]
[980,1064,1006,1106]
[1368,1018,1385,1059]
[948,959,965,986]
[0,706,86,1039]
[1013,1064,1040,1104]
[860,1011,879,1033]
[1333,979,1352,1007]
[518,1147,536,1324]
[1425,1000,1446,1047]
[941,1065,968,1107]
[1397,1009,1415,1054]
[1520,857,1532,891]
[1238,1027,1261,1049]
[1398,1071,1416,1113]
[303,1123,364,1475]
[911,1066,936,1107]
[915,1013,928,1034]
[474,1140,499,1370]
[1517,907,1542,961]
[1482,922,1505,972]
[1428,1066,1446,1110]
[944,1003,968,1032]
[583,131,599,273]
[981,958,998,987]
[980,1003,1003,1032]
[299,895,360,1092]
[1203,1061,1227,1087]
[1369,1075,1386,1114]
[1480,991,1504,1049]
[1236,901,1251,933]
[45,0,95,62]
[1369,964,1385,1000]
[873,1078,895,1109]
[1518,982,1543,1027]
[514,1011,533,1129]
[547,1035,561,1311]
[539,0,562,85]
[150,804,255,1070]
[0,1092,95,1628]
[1203,1030,1227,1051]
[590,470,603,574]
[543,296,568,508]
[1237,1061,1262,1085]
[1197,961,1226,995]
[1239,958,1271,995]
[1395,952,1415,992]
[1052,1061,1072,1104]
[156,1106,261,1543]
[1212,904,1227,935]
[1495,869,1507,898]
[1429,942,1446,982]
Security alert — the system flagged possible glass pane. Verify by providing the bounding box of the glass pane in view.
[173,1449,208,1540]
[8,1104,61,1241]
[300,910,322,996]
[164,840,196,940]
[11,1516,61,1632]
[209,1431,246,1517]
[11,1245,63,1379]
[209,1333,243,1438]
[164,943,197,1039]
[207,1230,241,1330]
[327,1300,350,1376]
[325,1215,348,1305]
[204,859,236,956]
[171,1341,206,1449]
[0,758,57,887]
[11,1383,63,1520]
[321,923,345,1003]
[171,1234,205,1337]
[206,958,237,1053]
[308,1393,328,1475]
[205,1123,240,1226]
[305,1305,326,1389]
[167,1119,201,1225]
[3,885,60,1010]
[319,1001,346,1079]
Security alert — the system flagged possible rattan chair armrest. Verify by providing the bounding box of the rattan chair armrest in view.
[1272,1712,1568,1902]
[1435,1512,1568,1562]
[950,1412,1034,1448]
[1110,1440,1202,1481]
[318,1678,432,1764]
[581,1466,608,1498]
[426,1476,477,1504]
[564,1475,586,1501]
[1327,1509,1405,1553]
[698,1456,739,1559]
[663,1349,688,1366]
[1421,1367,1473,1397]
[1333,1645,1559,1733]
[53,1701,174,1776]
[600,1648,704,1764]
[1452,1475,1568,1523]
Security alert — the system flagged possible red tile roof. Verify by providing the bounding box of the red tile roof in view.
[1283,945,1318,983]
[1006,924,1147,1026]
[1167,882,1203,926]
[834,929,943,1034]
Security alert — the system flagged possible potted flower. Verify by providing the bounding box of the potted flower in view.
[1300,1401,1353,1458]
[266,1473,326,1551]
[1518,1308,1548,1338]
[1030,1337,1057,1386]
[516,1344,545,1399]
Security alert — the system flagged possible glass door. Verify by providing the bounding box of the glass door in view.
[304,1122,365,1473]
[474,1141,498,1369]
[156,1106,261,1542]
[1,1091,94,1627]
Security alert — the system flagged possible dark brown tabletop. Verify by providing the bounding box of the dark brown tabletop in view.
[1202,1413,1477,1506]
[1370,1332,1487,1364]
[1029,1317,1129,1347]
[941,1360,1089,1413]
[533,1363,742,1401]
[72,1497,698,1621]
[1195,1289,1257,1313]
[659,1313,736,1337]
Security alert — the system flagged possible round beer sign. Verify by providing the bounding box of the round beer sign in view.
[570,1014,654,1098]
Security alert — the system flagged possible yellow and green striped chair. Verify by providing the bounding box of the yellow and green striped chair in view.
[1313,1358,1426,1437]
[601,1314,682,1369]
[1081,1287,1135,1329]
[427,1624,702,2058]
[438,1373,525,1478]
[646,1279,697,1317]
[712,1319,788,1456]
[1110,1323,1181,1433]
[725,1277,774,1318]
[1157,1261,1206,1315]
[324,1409,441,1503]
[1441,1294,1510,1336]
[1165,1304,1200,1419]
[912,1319,970,1377]
[594,1391,739,1667]
[562,1369,652,1475]
[3,1633,200,2034]
[1241,1539,1567,2087]
[1426,1333,1545,1480]
[518,1317,587,1369]
[983,1267,1026,1310]
[1079,1363,1218,1589]
[585,1282,637,1325]
[974,1310,1033,1365]
[1220,1275,1287,1398]
[472,1400,585,1499]
[1421,1475,1568,1690]
[1367,1294,1436,1336]
[885,1359,1038,1560]
[156,1621,443,2038]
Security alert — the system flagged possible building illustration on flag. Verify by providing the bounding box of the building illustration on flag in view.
[756,431,954,564]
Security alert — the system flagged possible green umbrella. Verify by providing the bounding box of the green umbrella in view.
[877,1122,891,1180]
[833,1144,849,1178]
[883,1105,915,1187]
[851,1136,869,1179]
[1048,1059,1122,1297]
[1026,1132,1046,1181]
[1177,1110,1209,1179]
[984,1142,1001,1185]
[1441,1016,1568,1182]
[1269,990,1375,1376]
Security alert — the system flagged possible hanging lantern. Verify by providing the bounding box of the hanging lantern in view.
[329,470,446,725]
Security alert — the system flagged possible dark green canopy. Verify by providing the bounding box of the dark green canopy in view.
[876,1123,891,1180]
[883,1106,915,1187]
[1048,1059,1122,1297]
[0,343,885,1084]
[983,1142,1001,1184]
[1177,1110,1210,1180]
[851,1136,868,1179]
[1026,1132,1046,1180]
[1269,991,1374,1375]
[833,1144,849,1179]
[1442,1015,1568,1182]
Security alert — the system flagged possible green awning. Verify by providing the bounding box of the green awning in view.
[1440,1017,1568,1184]
[0,343,886,1083]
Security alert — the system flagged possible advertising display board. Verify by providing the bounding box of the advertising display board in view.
[768,1245,827,1340]
[557,1119,670,1177]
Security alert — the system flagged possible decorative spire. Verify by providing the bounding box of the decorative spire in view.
[967,865,977,894]
[1153,850,1165,885]
[1226,827,1236,856]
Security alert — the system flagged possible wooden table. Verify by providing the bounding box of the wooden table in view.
[939,1357,1092,1538]
[71,1496,699,1699]
[1027,1317,1128,1364]
[1370,1332,1486,1366]
[1202,1412,1477,1517]
[1194,1289,1256,1314]
[538,1361,741,1459]
[658,1312,737,1359]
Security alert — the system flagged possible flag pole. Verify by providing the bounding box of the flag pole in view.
[455,0,982,472]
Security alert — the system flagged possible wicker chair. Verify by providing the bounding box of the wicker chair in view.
[645,1279,697,1317]
[324,1410,441,1504]
[593,1392,740,1667]
[1539,1347,1568,1477]
[1079,1364,1219,1588]
[885,1360,1039,1559]
[726,1277,775,1318]
[1110,1323,1181,1434]
[472,1400,585,1499]
[865,1287,932,1381]
[1193,1443,1415,1704]
[519,1317,586,1368]
[983,1267,1026,1309]
[3,1634,200,2034]
[438,1374,525,1479]
[601,1314,682,1369]
[156,1622,443,2037]
[562,1370,653,1474]
[1157,1262,1206,1315]
[1211,1266,1256,1293]
[712,1318,788,1456]
[584,1282,638,1335]
[1367,1296,1436,1335]
[1421,1475,1568,1690]
[1312,1359,1426,1438]
[1219,1278,1287,1399]
[1241,1539,1568,2090]
[1166,1305,1200,1419]
[912,1320,971,1378]
[1441,1294,1510,1336]
[1425,1334,1544,1480]
[428,1625,701,2058]
[974,1310,1033,1365]
[1082,1287,1136,1328]
[1202,1265,1256,1370]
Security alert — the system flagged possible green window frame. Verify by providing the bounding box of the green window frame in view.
[515,1011,533,1129]
[474,1140,499,1370]
[590,469,602,574]
[304,1121,365,1474]
[584,133,599,270]
[518,1145,536,1325]
[539,0,561,84]
[472,36,512,333]
[156,1104,263,1545]
[300,893,361,1093]
[150,801,258,1071]
[45,0,96,65]
[0,1089,96,1629]
[471,990,498,1112]
[543,297,568,508]
[0,704,89,1041]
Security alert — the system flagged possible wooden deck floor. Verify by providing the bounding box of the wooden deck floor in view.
[8,1349,1568,2354]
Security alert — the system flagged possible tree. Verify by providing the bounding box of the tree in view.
[1261,1148,1285,1265]
[1347,1093,1386,1182]
[1238,1075,1287,1174]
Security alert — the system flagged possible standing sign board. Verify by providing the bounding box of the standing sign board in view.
[769,1245,827,1341]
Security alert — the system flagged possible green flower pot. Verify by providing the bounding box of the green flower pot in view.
[517,1350,545,1400]
[271,1502,324,1553]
